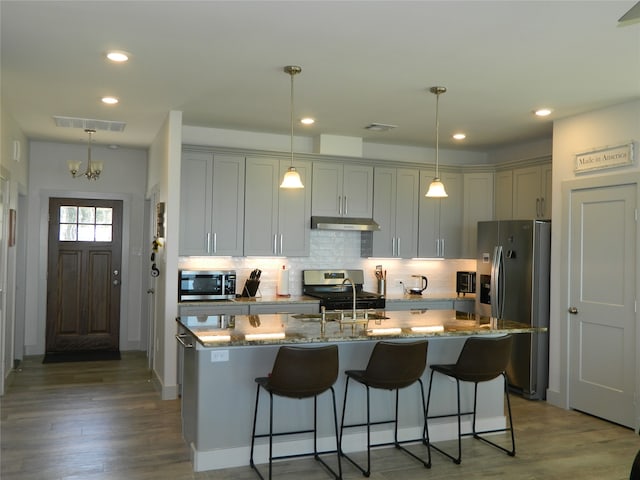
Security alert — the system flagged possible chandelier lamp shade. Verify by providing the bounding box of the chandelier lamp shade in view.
[425,86,448,198]
[67,128,102,181]
[280,65,304,189]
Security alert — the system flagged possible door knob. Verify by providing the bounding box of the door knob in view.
[568,307,578,314]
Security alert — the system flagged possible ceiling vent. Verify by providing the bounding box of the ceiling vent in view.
[364,123,397,132]
[53,116,126,132]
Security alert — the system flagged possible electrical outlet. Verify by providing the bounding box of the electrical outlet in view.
[211,349,229,363]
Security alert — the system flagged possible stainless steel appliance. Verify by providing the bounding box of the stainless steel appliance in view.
[456,271,476,296]
[476,220,551,400]
[302,269,385,310]
[178,270,236,301]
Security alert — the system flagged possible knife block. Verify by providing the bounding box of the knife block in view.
[241,279,260,298]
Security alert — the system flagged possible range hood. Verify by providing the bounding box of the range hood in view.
[311,216,380,231]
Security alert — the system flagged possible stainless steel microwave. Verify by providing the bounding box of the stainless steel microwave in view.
[178,270,236,302]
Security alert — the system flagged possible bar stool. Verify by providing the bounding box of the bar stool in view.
[249,345,342,480]
[426,334,515,464]
[339,340,431,477]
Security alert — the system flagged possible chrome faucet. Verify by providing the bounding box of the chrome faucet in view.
[342,277,357,319]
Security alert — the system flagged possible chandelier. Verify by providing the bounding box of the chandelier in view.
[68,129,103,180]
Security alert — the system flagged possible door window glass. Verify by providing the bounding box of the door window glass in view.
[59,206,113,242]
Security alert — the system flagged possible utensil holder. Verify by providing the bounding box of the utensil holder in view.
[377,279,386,297]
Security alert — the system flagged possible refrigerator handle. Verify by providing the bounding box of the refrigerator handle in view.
[491,245,504,318]
[490,246,499,318]
[497,245,505,319]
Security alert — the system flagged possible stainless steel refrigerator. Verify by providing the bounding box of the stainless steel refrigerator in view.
[475,220,551,400]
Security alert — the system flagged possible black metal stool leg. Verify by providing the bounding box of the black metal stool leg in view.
[250,383,261,471]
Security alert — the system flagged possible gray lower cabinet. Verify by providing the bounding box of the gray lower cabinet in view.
[244,156,312,256]
[179,150,245,256]
[179,304,250,316]
[385,300,453,311]
[453,298,475,313]
[248,303,319,315]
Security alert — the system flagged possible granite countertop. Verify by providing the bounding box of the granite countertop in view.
[176,309,544,348]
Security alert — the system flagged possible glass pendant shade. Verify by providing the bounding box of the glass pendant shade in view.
[280,167,304,189]
[425,177,448,197]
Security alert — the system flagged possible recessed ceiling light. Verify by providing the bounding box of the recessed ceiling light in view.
[101,96,119,105]
[300,117,315,125]
[106,51,129,62]
[453,133,466,140]
[535,108,553,117]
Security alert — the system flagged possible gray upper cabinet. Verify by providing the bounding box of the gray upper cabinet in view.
[311,163,373,217]
[462,171,494,258]
[512,164,552,219]
[179,151,245,256]
[369,167,419,258]
[244,157,311,256]
[494,169,514,220]
[418,170,463,258]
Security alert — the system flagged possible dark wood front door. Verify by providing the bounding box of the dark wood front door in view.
[46,198,123,353]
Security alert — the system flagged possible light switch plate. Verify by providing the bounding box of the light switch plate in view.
[211,349,229,362]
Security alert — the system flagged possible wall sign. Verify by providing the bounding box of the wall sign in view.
[575,142,634,173]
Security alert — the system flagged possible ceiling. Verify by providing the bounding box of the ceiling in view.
[2,1,639,152]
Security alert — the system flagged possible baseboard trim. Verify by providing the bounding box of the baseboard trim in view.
[190,415,506,472]
[150,368,178,400]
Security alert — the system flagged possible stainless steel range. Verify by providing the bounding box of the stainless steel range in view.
[302,269,385,310]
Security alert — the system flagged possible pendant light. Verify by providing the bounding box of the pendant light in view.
[280,65,304,189]
[425,86,448,198]
[67,128,103,181]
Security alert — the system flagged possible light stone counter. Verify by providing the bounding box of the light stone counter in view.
[177,309,538,348]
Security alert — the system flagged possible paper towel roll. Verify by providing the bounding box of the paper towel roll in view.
[277,267,290,296]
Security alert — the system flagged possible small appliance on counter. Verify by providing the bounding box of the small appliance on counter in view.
[178,270,236,302]
[456,271,476,296]
[400,275,428,295]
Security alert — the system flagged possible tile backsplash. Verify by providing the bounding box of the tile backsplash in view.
[179,230,476,297]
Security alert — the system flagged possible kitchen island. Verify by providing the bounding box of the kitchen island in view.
[176,310,544,472]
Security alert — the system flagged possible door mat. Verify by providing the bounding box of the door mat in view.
[43,350,121,364]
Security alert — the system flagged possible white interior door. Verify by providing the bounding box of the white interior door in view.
[568,183,637,428]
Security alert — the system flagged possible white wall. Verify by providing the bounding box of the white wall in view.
[547,100,640,406]
[147,111,182,399]
[182,125,488,166]
[23,140,148,355]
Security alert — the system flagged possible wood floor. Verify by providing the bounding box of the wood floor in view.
[2,352,638,480]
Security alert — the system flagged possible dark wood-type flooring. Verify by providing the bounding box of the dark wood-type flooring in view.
[2,352,639,479]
